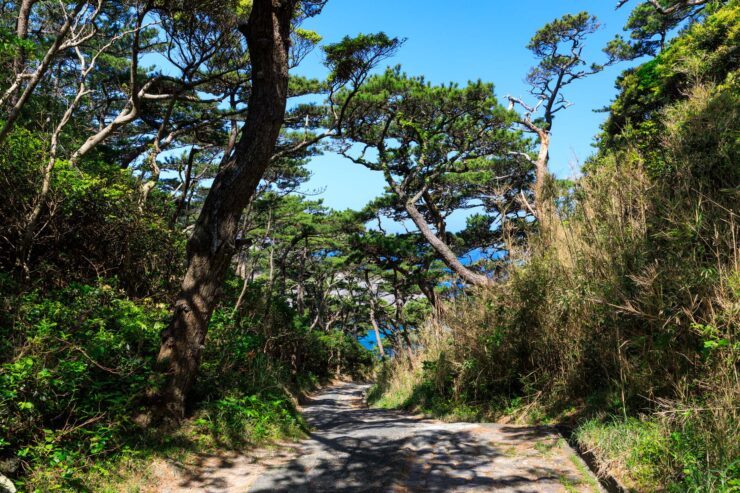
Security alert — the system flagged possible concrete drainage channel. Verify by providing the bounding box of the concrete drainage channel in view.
[555,425,628,493]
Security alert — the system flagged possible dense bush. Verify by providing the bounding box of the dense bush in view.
[0,129,181,296]
[0,278,373,491]
[369,6,739,489]
[372,148,738,491]
[0,283,165,489]
[597,1,739,171]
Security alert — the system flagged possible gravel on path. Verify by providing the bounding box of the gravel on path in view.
[247,382,602,493]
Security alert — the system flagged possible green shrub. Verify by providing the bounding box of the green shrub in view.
[0,278,373,491]
[0,282,166,490]
[370,24,739,486]
[0,128,182,296]
[575,417,669,490]
[192,393,305,449]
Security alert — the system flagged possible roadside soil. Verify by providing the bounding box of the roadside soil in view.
[152,382,603,492]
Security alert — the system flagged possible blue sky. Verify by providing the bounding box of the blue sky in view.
[295,0,642,228]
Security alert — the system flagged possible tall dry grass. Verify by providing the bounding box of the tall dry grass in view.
[370,81,739,488]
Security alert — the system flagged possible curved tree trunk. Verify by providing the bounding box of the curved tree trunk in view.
[404,200,490,287]
[153,0,294,422]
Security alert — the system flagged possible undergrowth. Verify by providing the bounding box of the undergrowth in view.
[369,13,739,489]
[0,279,372,491]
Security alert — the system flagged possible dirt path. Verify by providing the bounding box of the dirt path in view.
[157,382,603,492]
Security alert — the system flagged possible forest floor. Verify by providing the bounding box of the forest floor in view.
[151,382,603,492]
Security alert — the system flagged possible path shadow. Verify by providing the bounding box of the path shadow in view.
[249,384,580,492]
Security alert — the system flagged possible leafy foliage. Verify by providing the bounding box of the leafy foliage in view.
[0,277,372,490]
[370,4,739,491]
[597,1,739,167]
[0,0,737,491]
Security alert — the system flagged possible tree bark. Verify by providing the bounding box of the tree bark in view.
[154,0,294,422]
[533,129,551,218]
[13,0,36,87]
[171,146,198,226]
[368,299,385,358]
[418,280,438,308]
[139,99,176,209]
[0,1,84,145]
[403,200,490,287]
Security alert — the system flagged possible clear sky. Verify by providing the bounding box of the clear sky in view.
[295,0,642,229]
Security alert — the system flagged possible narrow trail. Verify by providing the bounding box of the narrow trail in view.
[158,382,603,492]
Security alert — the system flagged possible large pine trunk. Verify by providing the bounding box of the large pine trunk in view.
[154,0,294,421]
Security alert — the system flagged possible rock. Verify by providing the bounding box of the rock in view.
[0,459,18,475]
[0,473,16,493]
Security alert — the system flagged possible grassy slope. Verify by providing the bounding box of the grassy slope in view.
[369,5,739,491]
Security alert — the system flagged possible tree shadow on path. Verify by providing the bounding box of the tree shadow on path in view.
[249,383,585,492]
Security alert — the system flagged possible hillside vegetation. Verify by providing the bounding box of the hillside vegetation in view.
[370,3,739,491]
[0,0,737,491]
